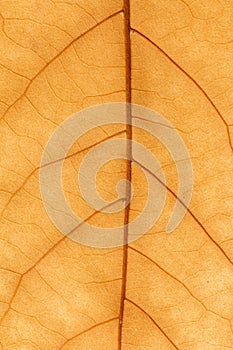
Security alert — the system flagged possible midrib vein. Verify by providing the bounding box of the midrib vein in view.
[118,0,132,348]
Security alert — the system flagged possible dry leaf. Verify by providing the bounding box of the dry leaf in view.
[0,0,233,349]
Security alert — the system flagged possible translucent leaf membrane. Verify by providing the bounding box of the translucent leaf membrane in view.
[0,0,233,349]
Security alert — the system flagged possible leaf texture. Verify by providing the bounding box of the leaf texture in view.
[0,0,233,349]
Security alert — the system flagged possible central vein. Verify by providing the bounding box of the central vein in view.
[118,0,132,348]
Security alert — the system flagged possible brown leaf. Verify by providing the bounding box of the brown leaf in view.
[0,0,233,349]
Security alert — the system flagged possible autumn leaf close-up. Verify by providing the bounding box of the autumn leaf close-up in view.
[0,0,233,349]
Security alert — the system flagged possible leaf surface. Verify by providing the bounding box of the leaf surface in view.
[0,0,233,349]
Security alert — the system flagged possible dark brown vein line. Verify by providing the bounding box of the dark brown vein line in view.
[0,10,123,122]
[118,1,132,349]
[133,158,233,265]
[58,317,118,350]
[132,29,233,153]
[1,129,126,217]
[125,298,179,350]
[129,246,208,311]
[0,198,125,326]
